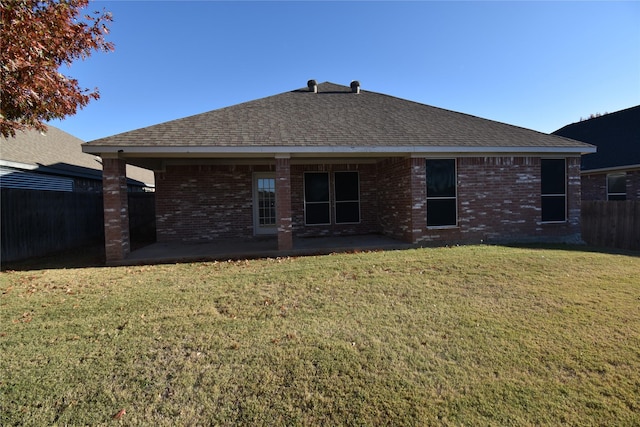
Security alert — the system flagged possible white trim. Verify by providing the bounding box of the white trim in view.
[0,159,39,171]
[83,144,595,156]
[581,164,640,175]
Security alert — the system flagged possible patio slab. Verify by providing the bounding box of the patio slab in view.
[118,234,413,266]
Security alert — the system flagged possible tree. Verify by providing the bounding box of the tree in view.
[0,0,114,138]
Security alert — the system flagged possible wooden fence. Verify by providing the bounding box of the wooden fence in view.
[581,201,640,251]
[1,189,155,263]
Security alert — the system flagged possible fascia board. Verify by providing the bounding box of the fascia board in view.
[83,145,596,156]
[581,164,640,175]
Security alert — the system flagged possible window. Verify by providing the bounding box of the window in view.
[304,171,361,225]
[426,159,457,227]
[334,172,360,223]
[304,172,330,225]
[607,173,626,200]
[541,159,566,222]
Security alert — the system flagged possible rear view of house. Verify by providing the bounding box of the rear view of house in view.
[83,81,595,263]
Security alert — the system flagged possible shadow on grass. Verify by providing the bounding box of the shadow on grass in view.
[1,245,106,271]
[501,242,640,258]
[3,241,637,272]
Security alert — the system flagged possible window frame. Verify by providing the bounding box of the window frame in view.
[606,172,627,201]
[540,158,567,223]
[333,171,361,224]
[425,158,458,228]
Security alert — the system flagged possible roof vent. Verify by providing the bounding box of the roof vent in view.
[307,79,318,93]
[350,80,360,94]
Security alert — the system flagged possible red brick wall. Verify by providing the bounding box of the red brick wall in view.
[581,174,607,200]
[153,157,582,245]
[414,156,581,244]
[629,170,640,200]
[582,170,640,201]
[103,158,130,261]
[155,164,271,242]
[376,158,414,241]
[276,158,293,250]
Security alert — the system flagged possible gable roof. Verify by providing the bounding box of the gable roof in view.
[552,105,640,172]
[1,126,154,185]
[84,81,594,157]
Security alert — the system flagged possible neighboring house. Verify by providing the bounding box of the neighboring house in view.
[1,125,154,192]
[83,81,595,263]
[552,105,640,201]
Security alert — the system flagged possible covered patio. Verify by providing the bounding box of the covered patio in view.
[117,234,414,266]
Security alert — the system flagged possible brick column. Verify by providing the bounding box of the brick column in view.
[409,157,427,243]
[102,157,130,263]
[275,156,293,251]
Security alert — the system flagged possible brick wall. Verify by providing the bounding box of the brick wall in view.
[581,173,607,200]
[154,156,582,245]
[103,158,130,261]
[629,170,640,200]
[416,156,581,244]
[376,158,414,242]
[155,164,271,242]
[581,169,640,201]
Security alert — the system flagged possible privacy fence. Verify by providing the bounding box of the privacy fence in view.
[581,200,640,251]
[1,189,155,264]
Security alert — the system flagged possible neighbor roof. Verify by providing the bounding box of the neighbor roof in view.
[1,126,154,185]
[552,105,640,172]
[84,81,594,156]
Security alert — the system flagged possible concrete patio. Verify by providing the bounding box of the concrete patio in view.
[119,234,414,266]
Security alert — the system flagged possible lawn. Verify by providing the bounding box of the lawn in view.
[1,245,639,426]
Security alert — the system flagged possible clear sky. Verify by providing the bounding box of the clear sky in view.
[49,0,640,142]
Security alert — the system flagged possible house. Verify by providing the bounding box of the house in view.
[83,81,595,263]
[1,126,156,264]
[552,105,640,201]
[1,125,154,192]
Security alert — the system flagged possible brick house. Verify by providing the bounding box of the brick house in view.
[83,81,595,263]
[1,125,153,192]
[552,105,640,201]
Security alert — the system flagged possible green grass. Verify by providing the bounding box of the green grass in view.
[1,245,639,426]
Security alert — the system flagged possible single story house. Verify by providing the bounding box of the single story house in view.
[552,105,640,201]
[83,81,595,263]
[1,125,154,192]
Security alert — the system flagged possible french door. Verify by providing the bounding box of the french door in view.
[253,173,277,235]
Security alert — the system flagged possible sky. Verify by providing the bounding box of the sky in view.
[49,0,640,142]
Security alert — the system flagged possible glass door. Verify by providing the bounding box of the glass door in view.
[253,173,277,235]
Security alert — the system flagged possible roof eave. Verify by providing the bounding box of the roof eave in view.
[82,145,596,157]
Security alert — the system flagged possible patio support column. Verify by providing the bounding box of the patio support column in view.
[102,156,130,263]
[409,157,427,243]
[275,155,293,251]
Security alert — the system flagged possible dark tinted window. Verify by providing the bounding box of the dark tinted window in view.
[304,173,329,203]
[426,159,457,227]
[427,159,456,198]
[541,159,565,195]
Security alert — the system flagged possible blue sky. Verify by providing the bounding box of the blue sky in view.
[50,1,640,141]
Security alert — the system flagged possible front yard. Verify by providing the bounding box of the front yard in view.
[1,245,638,425]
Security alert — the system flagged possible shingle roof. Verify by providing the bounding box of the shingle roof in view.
[85,82,593,154]
[552,105,640,171]
[1,125,154,185]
